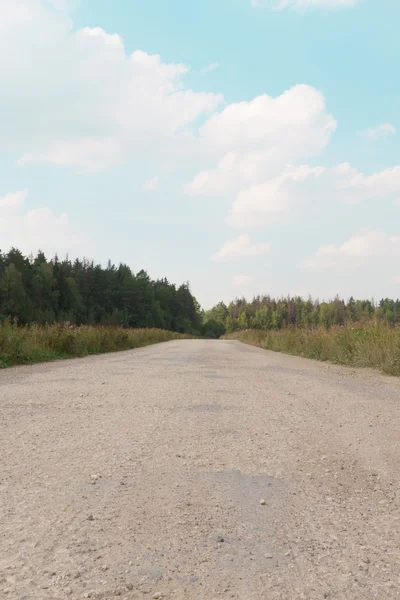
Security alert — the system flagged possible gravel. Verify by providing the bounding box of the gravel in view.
[0,339,399,599]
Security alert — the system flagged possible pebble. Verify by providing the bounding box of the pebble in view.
[217,536,225,543]
[265,554,273,559]
[152,594,162,599]
[260,499,266,505]
[87,515,94,521]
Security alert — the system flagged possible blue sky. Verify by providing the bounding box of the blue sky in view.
[1,0,400,307]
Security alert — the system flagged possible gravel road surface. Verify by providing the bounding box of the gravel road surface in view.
[1,340,399,600]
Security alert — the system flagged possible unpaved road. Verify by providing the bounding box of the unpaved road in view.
[1,340,399,600]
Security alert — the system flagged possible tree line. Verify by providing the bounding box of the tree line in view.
[2,248,400,338]
[206,294,400,334]
[0,248,202,334]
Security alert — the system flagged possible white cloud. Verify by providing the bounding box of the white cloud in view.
[201,63,220,74]
[0,190,93,258]
[184,85,336,196]
[232,275,252,287]
[212,235,272,262]
[228,162,400,228]
[229,165,324,227]
[359,123,396,141]
[141,176,159,192]
[18,138,123,173]
[271,0,359,9]
[0,189,28,210]
[304,231,400,272]
[0,0,223,172]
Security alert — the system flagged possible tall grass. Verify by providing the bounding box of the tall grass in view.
[223,324,400,376]
[0,320,191,368]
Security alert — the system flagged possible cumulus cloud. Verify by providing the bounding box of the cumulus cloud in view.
[228,162,400,228]
[359,123,396,141]
[0,189,29,210]
[232,275,252,287]
[18,138,123,173]
[185,85,336,196]
[229,165,325,227]
[0,0,222,172]
[212,235,272,262]
[141,176,159,192]
[304,231,400,272]
[0,189,93,258]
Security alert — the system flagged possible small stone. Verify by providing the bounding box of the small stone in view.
[100,565,108,572]
[152,594,162,599]
[260,499,266,505]
[91,475,98,483]
[265,554,273,559]
[217,536,224,543]
[126,583,134,590]
[87,515,94,521]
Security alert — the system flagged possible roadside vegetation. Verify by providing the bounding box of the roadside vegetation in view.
[223,325,400,376]
[207,296,400,375]
[0,320,190,368]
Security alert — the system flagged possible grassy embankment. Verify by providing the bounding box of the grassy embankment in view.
[0,320,191,369]
[223,324,400,376]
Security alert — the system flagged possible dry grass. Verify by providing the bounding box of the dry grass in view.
[0,320,191,368]
[223,324,400,376]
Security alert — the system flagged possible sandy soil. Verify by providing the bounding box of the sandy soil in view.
[0,340,399,600]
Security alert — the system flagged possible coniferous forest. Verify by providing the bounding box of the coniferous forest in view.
[0,248,202,334]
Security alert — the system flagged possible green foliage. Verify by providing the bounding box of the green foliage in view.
[201,319,226,339]
[0,319,191,368]
[210,294,400,332]
[0,248,202,335]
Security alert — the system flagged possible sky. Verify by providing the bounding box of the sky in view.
[1,0,400,308]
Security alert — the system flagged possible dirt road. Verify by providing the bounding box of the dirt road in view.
[1,340,399,599]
